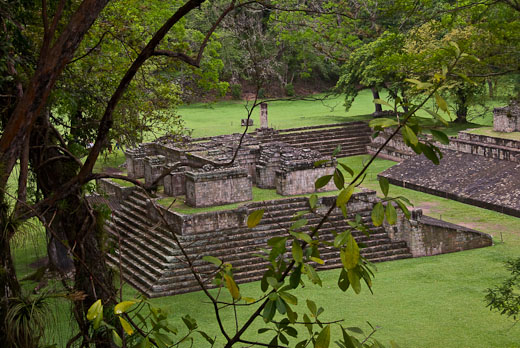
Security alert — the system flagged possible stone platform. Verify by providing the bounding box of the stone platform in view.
[379,149,520,217]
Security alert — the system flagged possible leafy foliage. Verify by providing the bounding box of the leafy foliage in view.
[486,258,520,320]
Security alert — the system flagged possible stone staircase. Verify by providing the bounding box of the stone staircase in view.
[256,122,372,158]
[106,190,411,298]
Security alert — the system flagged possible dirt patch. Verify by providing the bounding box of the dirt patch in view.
[101,166,123,174]
[456,221,512,235]
[416,201,442,216]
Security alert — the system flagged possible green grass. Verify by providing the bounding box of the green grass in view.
[180,90,377,137]
[467,126,520,140]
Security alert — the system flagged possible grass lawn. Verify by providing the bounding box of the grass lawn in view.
[467,126,520,141]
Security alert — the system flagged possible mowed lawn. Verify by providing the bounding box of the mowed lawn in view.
[11,94,520,347]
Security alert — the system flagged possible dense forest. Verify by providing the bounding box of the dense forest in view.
[1,0,520,347]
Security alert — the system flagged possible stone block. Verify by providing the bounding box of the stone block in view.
[275,166,336,196]
[164,171,186,196]
[493,103,520,133]
[144,155,166,186]
[241,119,254,126]
[185,167,252,207]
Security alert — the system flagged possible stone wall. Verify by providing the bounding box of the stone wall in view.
[369,128,520,163]
[185,167,252,207]
[163,168,189,196]
[96,178,135,201]
[149,203,248,235]
[275,165,336,196]
[494,102,520,132]
[125,146,148,179]
[385,208,492,257]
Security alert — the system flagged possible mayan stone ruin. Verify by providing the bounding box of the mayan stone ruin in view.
[93,103,520,297]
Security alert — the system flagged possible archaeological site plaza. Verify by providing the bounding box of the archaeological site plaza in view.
[93,103,520,297]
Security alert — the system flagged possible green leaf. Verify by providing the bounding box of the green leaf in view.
[347,269,361,294]
[369,118,398,129]
[309,194,318,209]
[292,240,303,263]
[332,145,341,156]
[449,41,461,56]
[197,330,215,345]
[290,265,302,289]
[247,209,264,228]
[263,299,276,322]
[276,297,287,314]
[344,234,360,270]
[430,129,449,145]
[290,218,308,231]
[112,330,123,347]
[379,177,389,197]
[306,299,318,316]
[310,256,324,265]
[338,268,350,292]
[202,255,222,267]
[420,143,439,165]
[333,168,345,189]
[279,292,298,305]
[423,108,448,126]
[87,299,102,321]
[337,185,354,207]
[114,301,137,315]
[119,317,134,336]
[224,274,240,300]
[346,327,365,334]
[315,175,332,189]
[386,203,397,225]
[395,199,411,219]
[338,162,354,177]
[371,202,384,227]
[435,93,449,114]
[405,78,433,90]
[182,314,197,331]
[334,231,350,248]
[286,304,298,323]
[341,326,356,348]
[315,325,331,348]
[304,263,322,286]
[153,332,173,348]
[402,125,418,146]
[290,231,312,244]
[373,98,392,108]
[314,159,329,167]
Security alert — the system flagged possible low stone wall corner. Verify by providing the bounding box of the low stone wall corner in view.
[385,208,493,257]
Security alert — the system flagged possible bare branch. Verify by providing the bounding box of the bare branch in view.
[152,50,199,66]
[69,31,109,64]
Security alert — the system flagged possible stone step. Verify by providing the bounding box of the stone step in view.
[274,121,370,133]
[282,135,370,147]
[158,231,396,279]
[106,224,174,269]
[107,251,160,288]
[111,210,175,248]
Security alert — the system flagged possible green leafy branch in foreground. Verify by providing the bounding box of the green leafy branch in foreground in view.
[485,257,520,321]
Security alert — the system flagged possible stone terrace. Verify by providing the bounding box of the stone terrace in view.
[105,189,412,297]
[379,149,520,217]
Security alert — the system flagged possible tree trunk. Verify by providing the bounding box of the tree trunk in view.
[29,114,116,347]
[487,79,494,98]
[0,201,21,346]
[371,87,383,115]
